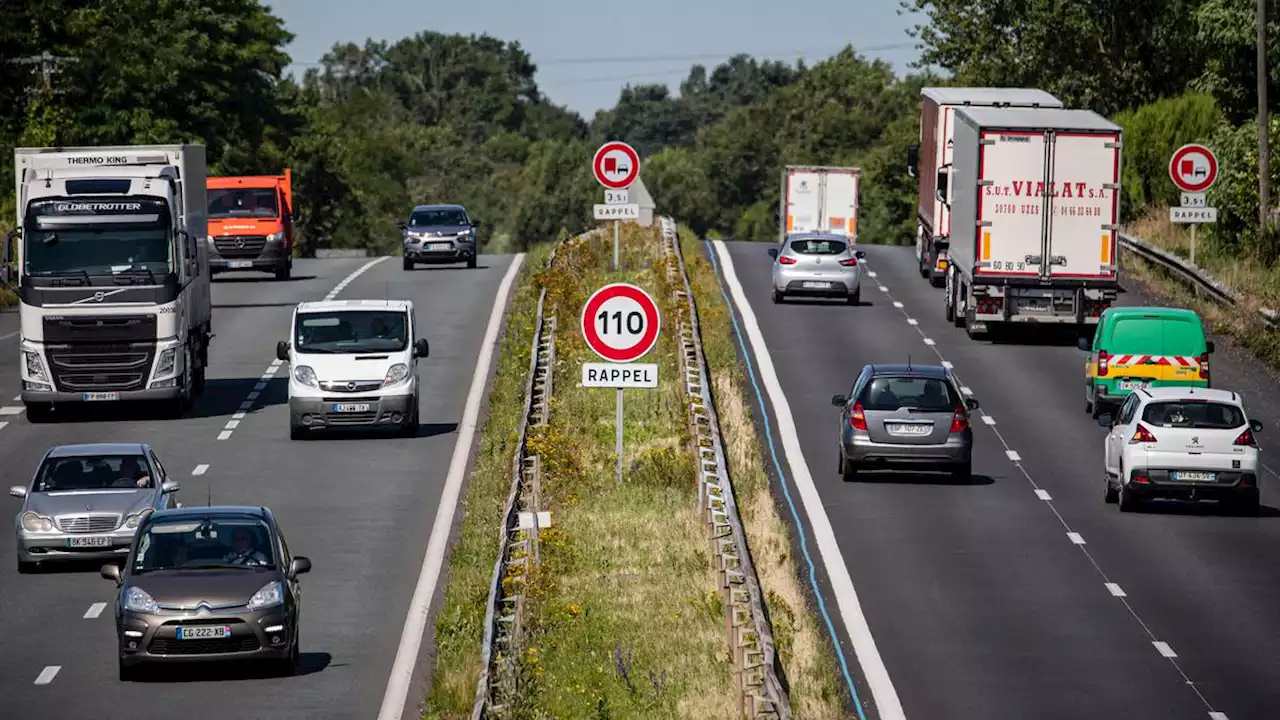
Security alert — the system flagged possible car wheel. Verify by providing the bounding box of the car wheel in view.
[950,460,972,482]
[17,559,39,574]
[1103,474,1119,503]
[772,289,783,304]
[402,257,413,271]
[1227,491,1260,516]
[1118,481,1139,512]
[847,288,860,305]
[118,658,142,682]
[467,255,478,269]
[275,631,300,677]
[290,424,305,441]
[839,452,859,482]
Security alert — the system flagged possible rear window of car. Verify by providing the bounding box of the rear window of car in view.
[789,239,846,255]
[1141,401,1244,429]
[859,376,957,412]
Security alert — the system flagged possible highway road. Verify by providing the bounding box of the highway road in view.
[711,240,1280,720]
[1,255,518,719]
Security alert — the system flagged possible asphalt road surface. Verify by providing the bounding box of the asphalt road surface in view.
[1,255,516,719]
[713,240,1280,720]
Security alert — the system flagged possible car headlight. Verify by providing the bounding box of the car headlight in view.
[382,363,409,387]
[124,508,153,529]
[124,585,158,614]
[293,365,318,388]
[155,347,177,376]
[247,581,284,610]
[266,231,284,243]
[22,347,47,381]
[21,511,54,533]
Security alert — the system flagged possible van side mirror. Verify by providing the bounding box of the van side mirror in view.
[1206,340,1215,354]
[935,168,949,204]
[767,248,778,259]
[1251,419,1264,432]
[414,338,430,358]
[276,341,290,362]
[906,144,919,177]
[1077,337,1091,351]
[831,394,847,406]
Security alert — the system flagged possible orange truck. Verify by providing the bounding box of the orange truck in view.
[206,169,296,280]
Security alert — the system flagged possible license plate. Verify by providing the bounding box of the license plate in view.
[1117,380,1148,390]
[887,423,931,435]
[227,260,253,269]
[427,243,451,251]
[1174,471,1216,482]
[331,403,371,413]
[802,281,831,289]
[176,625,230,640]
[66,536,111,548]
[83,392,120,401]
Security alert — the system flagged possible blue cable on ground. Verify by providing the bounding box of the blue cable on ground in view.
[702,239,868,719]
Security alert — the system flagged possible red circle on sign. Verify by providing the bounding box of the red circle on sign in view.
[593,141,641,189]
[580,283,661,362]
[1168,144,1218,193]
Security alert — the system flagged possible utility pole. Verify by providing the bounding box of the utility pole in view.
[8,51,79,96]
[1259,0,1270,230]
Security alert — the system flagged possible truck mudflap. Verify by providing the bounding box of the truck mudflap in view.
[970,285,1114,324]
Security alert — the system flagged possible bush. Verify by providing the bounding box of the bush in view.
[1112,92,1223,221]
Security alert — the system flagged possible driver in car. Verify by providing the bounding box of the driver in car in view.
[221,527,270,566]
[118,457,152,488]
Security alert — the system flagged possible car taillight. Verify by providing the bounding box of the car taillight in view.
[839,257,858,266]
[778,256,797,265]
[1129,423,1157,444]
[1131,474,1150,484]
[949,407,968,433]
[1199,352,1209,380]
[849,402,867,431]
[1097,349,1109,377]
[1234,428,1258,447]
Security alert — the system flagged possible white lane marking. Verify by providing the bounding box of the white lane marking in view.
[1154,641,1177,658]
[378,253,526,720]
[84,602,106,619]
[878,285,888,292]
[1005,449,1021,461]
[959,385,972,395]
[192,464,209,476]
[708,241,906,719]
[941,360,953,369]
[0,406,25,415]
[892,301,903,308]
[980,415,996,425]
[0,421,7,431]
[215,257,388,441]
[923,337,936,346]
[1209,712,1230,719]
[0,330,18,341]
[1035,489,1051,501]
[868,271,877,277]
[33,666,60,685]
[1067,532,1086,545]
[906,318,918,325]
[11,394,20,401]
[1106,583,1127,597]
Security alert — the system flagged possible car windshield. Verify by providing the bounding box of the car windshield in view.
[859,376,957,412]
[409,209,468,227]
[1141,401,1245,429]
[207,188,280,219]
[34,454,154,491]
[295,310,409,353]
[133,516,276,572]
[789,238,846,255]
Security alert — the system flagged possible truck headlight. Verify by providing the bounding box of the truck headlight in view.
[23,348,48,381]
[155,347,177,376]
[382,363,409,387]
[293,365,318,388]
[266,231,284,243]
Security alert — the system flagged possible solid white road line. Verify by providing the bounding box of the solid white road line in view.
[710,241,906,720]
[33,666,60,685]
[377,253,526,720]
[192,464,209,476]
[84,602,106,619]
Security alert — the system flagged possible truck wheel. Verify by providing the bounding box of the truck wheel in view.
[944,285,955,322]
[275,263,291,281]
[918,253,929,278]
[929,272,945,289]
[194,364,207,396]
[952,284,966,328]
[25,403,55,424]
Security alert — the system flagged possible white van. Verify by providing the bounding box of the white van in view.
[276,299,429,439]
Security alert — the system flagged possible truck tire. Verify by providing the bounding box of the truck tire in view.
[25,403,55,424]
[275,262,291,281]
[918,252,929,278]
[929,272,945,289]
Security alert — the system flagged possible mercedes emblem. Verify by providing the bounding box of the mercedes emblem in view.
[235,238,245,249]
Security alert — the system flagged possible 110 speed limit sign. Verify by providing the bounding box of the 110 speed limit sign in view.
[581,283,661,363]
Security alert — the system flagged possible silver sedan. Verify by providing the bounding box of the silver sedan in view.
[11,442,180,573]
[769,233,866,304]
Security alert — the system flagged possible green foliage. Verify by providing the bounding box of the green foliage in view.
[1204,116,1280,263]
[1111,92,1224,220]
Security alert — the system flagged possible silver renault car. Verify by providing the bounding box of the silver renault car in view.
[11,443,180,573]
[769,232,866,304]
[832,363,979,481]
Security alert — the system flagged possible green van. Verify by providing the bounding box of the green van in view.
[1079,306,1214,416]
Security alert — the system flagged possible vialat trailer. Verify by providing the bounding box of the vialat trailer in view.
[4,145,212,420]
[944,107,1122,339]
[778,165,859,242]
[908,87,1063,288]
[206,169,295,280]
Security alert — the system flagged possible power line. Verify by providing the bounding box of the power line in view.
[7,51,79,96]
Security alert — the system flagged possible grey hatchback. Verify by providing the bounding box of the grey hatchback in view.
[832,363,978,480]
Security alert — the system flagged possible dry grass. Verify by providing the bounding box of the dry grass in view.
[679,228,849,718]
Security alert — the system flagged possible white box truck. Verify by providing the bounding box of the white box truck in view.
[942,107,1122,339]
[2,145,213,421]
[907,87,1063,288]
[778,165,860,242]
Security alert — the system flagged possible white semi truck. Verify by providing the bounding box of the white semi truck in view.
[2,145,213,421]
[942,107,1122,340]
[907,87,1063,288]
[778,165,860,242]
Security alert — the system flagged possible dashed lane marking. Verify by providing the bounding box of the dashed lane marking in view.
[981,415,996,425]
[84,602,106,619]
[892,301,903,308]
[192,464,209,476]
[0,406,24,415]
[878,285,888,292]
[1154,641,1178,658]
[923,337,936,346]
[216,257,388,441]
[868,271,878,277]
[0,330,17,341]
[34,666,60,685]
[1005,449,1021,461]
[1106,583,1127,597]
[1067,532,1086,545]
[1035,489,1051,501]
[906,318,918,325]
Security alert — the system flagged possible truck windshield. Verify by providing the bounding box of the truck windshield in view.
[24,222,172,278]
[208,188,279,219]
[409,209,469,227]
[295,311,409,353]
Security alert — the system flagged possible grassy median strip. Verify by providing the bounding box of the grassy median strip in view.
[678,228,849,717]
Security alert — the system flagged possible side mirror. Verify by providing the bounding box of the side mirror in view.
[396,222,407,233]
[1076,337,1091,351]
[289,556,312,577]
[855,250,866,259]
[160,480,180,494]
[414,338,430,358]
[276,341,290,362]
[101,564,122,585]
[2,228,16,284]
[1251,419,1264,432]
[935,168,949,204]
[831,394,847,406]
[906,144,919,177]
[9,485,26,498]
[1206,340,1215,354]
[1096,413,1114,428]
[965,398,980,410]
[767,248,778,259]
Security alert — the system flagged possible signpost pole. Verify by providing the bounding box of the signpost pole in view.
[613,219,620,271]
[616,388,624,483]
[1190,224,1197,267]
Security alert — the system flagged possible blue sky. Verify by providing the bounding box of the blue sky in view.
[268,0,925,120]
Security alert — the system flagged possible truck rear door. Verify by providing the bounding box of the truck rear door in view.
[975,131,1047,278]
[820,170,859,241]
[1046,132,1120,280]
[784,168,823,235]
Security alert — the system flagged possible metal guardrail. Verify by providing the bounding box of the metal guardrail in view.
[1119,233,1278,328]
[659,216,792,718]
